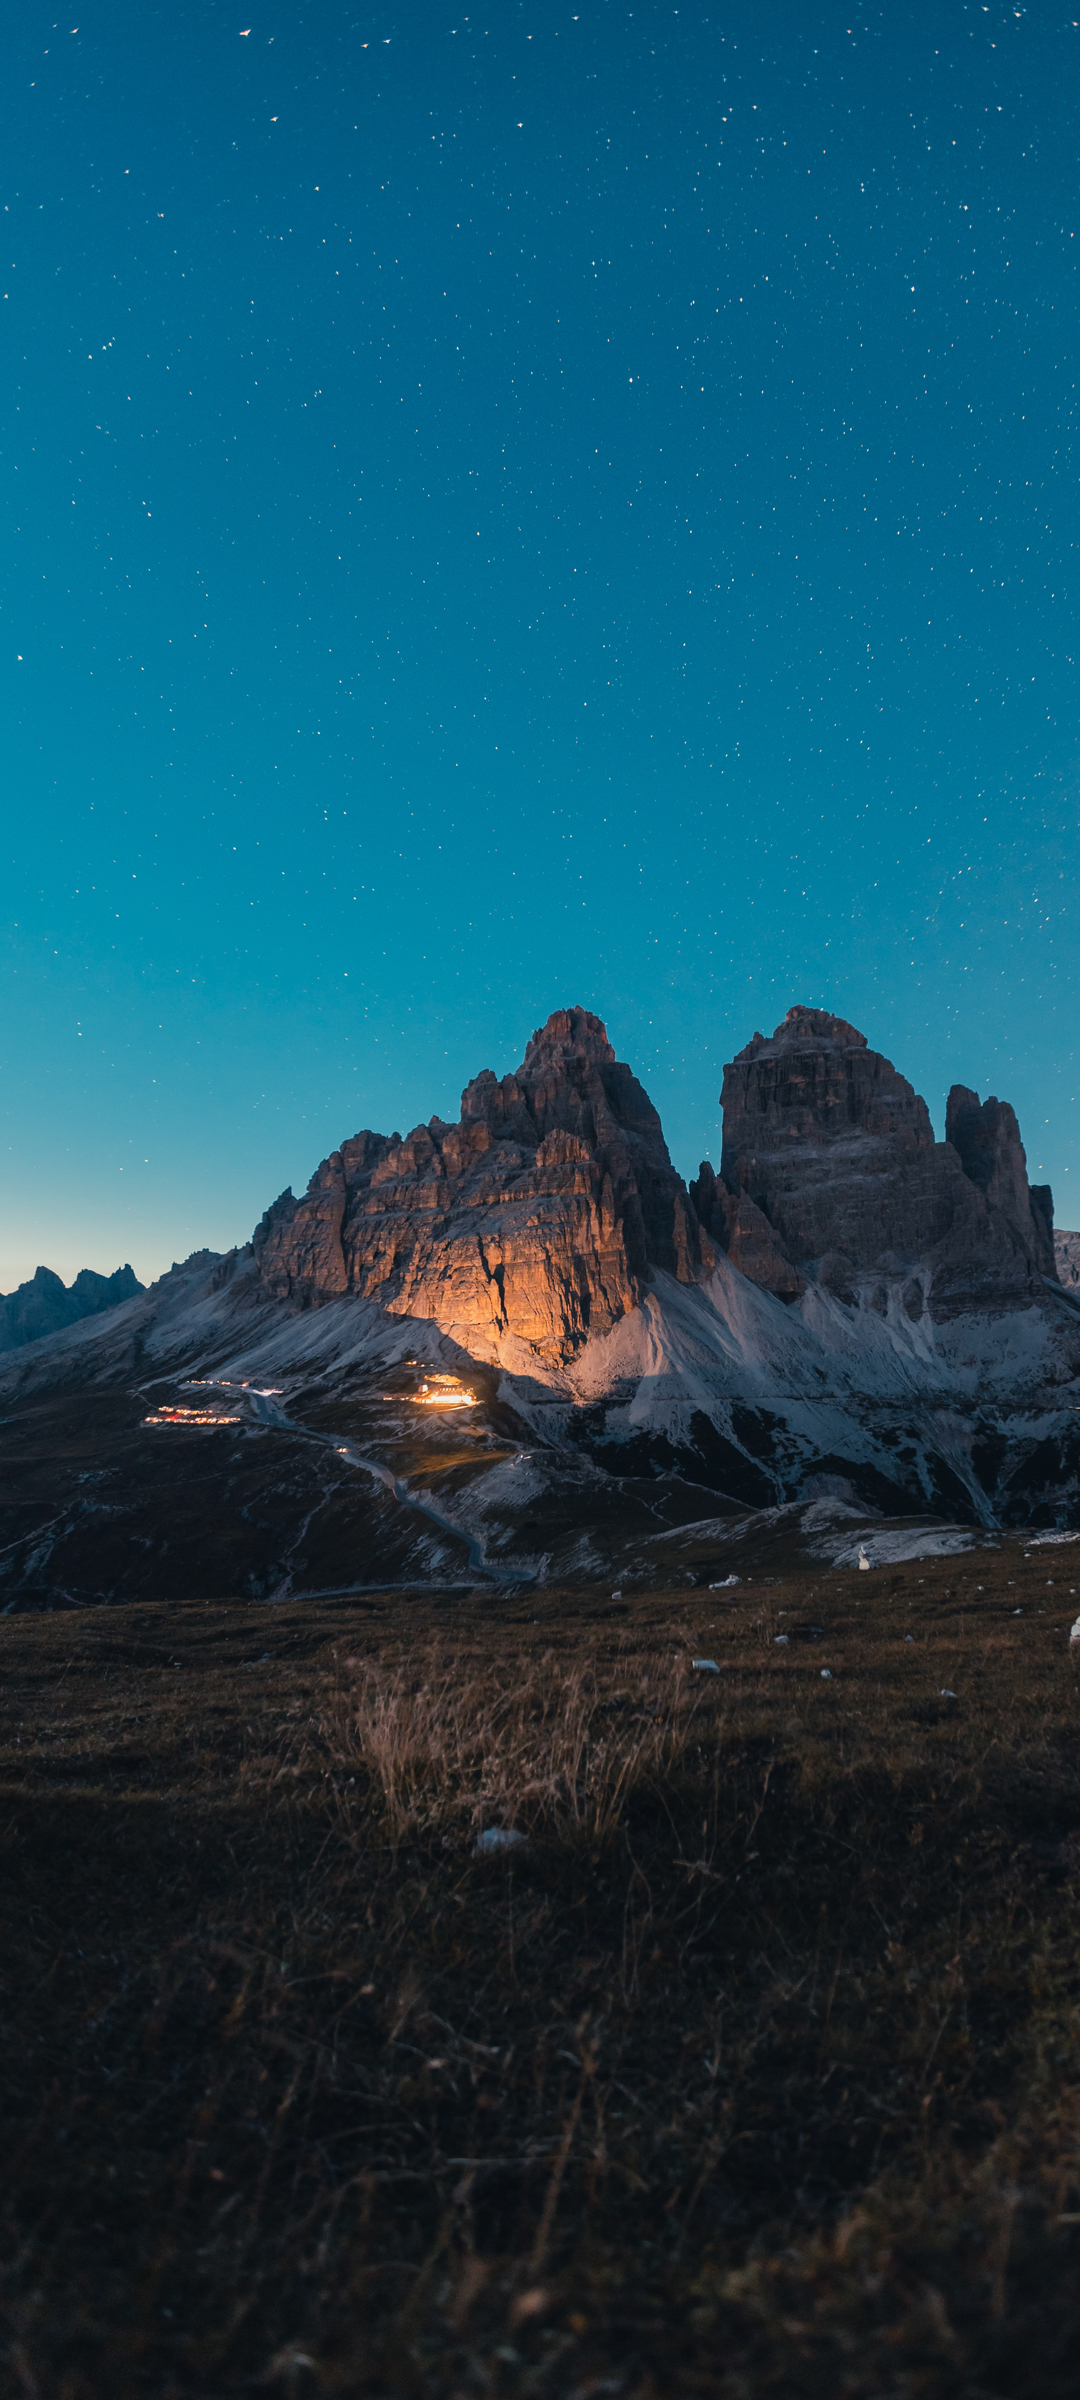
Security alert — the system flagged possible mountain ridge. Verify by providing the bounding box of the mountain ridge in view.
[1,1003,1077,1611]
[0,1262,144,1355]
[251,1003,1058,1351]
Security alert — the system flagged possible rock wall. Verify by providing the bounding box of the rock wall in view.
[688,1160,805,1301]
[1055,1230,1080,1292]
[698,1007,1055,1316]
[946,1087,1057,1279]
[253,1007,709,1363]
[253,1000,1060,1355]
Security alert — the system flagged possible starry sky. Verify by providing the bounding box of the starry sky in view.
[2,0,1078,1290]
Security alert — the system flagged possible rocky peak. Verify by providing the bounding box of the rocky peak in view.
[253,1007,706,1362]
[250,1000,1061,1349]
[737,1005,869,1058]
[703,1008,1055,1314]
[521,1005,616,1074]
[0,1261,144,1355]
[722,1006,934,1181]
[460,1009,646,1150]
[946,1086,1057,1280]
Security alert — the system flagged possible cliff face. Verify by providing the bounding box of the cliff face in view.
[1055,1230,1080,1292]
[253,1001,1057,1360]
[693,1006,1055,1316]
[945,1087,1057,1280]
[253,1007,709,1363]
[0,1263,144,1355]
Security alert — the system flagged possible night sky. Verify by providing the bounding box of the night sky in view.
[3,0,1078,1289]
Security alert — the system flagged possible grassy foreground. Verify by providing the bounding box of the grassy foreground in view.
[3,1547,1080,2396]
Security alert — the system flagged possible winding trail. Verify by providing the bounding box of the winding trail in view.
[245,1390,533,1583]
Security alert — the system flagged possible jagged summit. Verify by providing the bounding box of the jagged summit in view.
[0,1262,144,1355]
[253,1007,705,1362]
[458,1005,629,1145]
[723,1009,933,1169]
[521,1005,616,1073]
[736,1005,870,1058]
[254,1001,1060,1360]
[692,1009,1055,1314]
[945,1087,1056,1281]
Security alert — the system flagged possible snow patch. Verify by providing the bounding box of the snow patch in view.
[828,1526,978,1568]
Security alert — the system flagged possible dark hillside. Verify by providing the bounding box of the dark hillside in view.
[3,1543,1080,2394]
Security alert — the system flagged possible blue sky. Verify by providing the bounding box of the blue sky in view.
[2,0,1078,1289]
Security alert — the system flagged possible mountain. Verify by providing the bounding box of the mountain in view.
[252,1006,708,1365]
[0,1006,1077,1611]
[252,1002,1058,1339]
[691,1005,1056,1313]
[0,1262,144,1355]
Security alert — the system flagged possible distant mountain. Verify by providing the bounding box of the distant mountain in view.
[1,1007,1077,1610]
[0,1263,144,1354]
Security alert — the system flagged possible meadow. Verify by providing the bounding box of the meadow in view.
[2,1543,1080,2396]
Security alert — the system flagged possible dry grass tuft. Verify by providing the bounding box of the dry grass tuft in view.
[319,1648,698,1846]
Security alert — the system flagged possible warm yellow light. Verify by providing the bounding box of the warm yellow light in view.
[417,1386,475,1408]
[143,1409,241,1426]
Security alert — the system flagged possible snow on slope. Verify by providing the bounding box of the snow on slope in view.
[547,1260,1080,1525]
[3,1234,1079,1552]
[568,1258,1058,1422]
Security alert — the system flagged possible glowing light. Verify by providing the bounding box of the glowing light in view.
[143,1408,241,1427]
[416,1380,476,1408]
